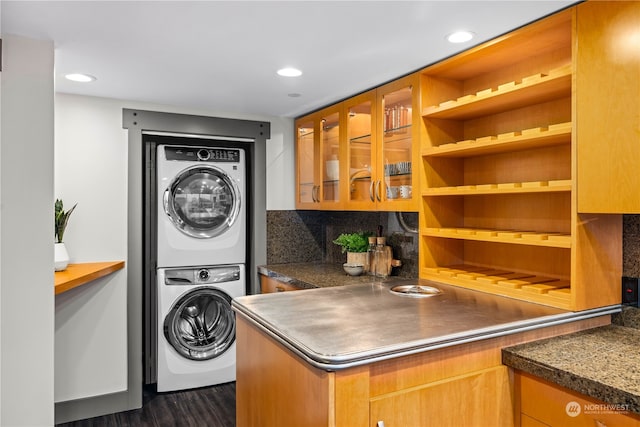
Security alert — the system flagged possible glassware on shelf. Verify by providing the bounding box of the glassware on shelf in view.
[383,105,411,133]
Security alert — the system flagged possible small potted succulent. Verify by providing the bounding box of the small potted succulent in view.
[54,199,77,271]
[333,231,373,273]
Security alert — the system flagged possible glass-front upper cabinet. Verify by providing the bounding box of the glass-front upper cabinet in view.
[295,106,344,209]
[295,75,419,211]
[345,90,376,210]
[319,109,341,207]
[295,118,318,208]
[376,75,419,211]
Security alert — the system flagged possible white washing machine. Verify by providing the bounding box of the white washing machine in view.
[157,264,244,392]
[157,145,245,268]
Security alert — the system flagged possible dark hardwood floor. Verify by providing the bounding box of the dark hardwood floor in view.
[56,382,236,427]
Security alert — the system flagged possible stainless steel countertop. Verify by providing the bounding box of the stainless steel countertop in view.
[232,279,619,370]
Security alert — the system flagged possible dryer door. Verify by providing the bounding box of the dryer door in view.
[163,287,235,361]
[163,165,240,239]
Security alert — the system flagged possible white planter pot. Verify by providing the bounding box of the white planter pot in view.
[346,252,369,272]
[54,242,70,271]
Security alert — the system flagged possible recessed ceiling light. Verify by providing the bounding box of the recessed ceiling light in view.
[288,93,302,98]
[277,67,302,77]
[447,31,475,44]
[65,73,97,83]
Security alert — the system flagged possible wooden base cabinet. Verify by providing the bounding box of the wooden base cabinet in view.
[514,372,640,427]
[236,314,609,427]
[370,366,512,427]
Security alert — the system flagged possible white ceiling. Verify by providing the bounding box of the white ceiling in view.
[2,1,578,118]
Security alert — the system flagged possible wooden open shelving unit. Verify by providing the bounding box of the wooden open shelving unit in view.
[418,6,621,311]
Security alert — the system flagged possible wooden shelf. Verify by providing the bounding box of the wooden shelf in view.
[422,228,571,248]
[422,65,571,120]
[420,11,572,81]
[423,179,571,196]
[421,264,571,309]
[54,261,125,295]
[422,122,572,158]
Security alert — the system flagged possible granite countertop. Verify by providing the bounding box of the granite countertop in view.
[258,262,399,289]
[503,306,640,415]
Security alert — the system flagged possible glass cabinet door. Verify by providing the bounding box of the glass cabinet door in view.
[346,91,376,209]
[319,110,341,205]
[296,119,317,207]
[378,76,417,210]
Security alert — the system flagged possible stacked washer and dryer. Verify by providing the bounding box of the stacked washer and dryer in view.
[156,145,246,392]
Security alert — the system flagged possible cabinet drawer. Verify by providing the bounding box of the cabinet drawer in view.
[260,275,303,293]
[517,372,640,427]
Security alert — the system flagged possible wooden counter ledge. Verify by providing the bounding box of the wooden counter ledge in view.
[54,261,125,295]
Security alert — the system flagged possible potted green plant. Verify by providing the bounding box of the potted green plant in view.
[333,231,373,271]
[54,199,77,271]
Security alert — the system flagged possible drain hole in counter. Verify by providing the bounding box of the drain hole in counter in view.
[390,285,442,298]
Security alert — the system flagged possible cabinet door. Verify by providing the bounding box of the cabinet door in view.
[576,1,640,213]
[295,106,344,210]
[295,117,319,209]
[376,75,420,212]
[318,107,343,209]
[370,366,512,427]
[345,90,377,210]
[521,414,550,427]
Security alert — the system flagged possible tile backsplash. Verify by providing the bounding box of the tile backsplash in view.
[623,215,640,277]
[266,210,418,277]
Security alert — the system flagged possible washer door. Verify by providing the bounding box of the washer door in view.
[163,287,235,361]
[164,165,240,239]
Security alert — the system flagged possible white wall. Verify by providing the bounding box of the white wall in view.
[53,95,129,402]
[1,34,55,426]
[53,92,294,411]
[264,116,295,210]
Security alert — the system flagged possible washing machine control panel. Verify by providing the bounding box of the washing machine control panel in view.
[165,146,241,163]
[198,269,210,281]
[164,266,242,286]
[197,149,210,161]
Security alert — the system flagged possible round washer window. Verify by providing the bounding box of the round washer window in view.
[164,166,240,239]
[163,287,235,361]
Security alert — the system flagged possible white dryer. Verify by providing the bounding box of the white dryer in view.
[157,145,245,268]
[157,264,244,392]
